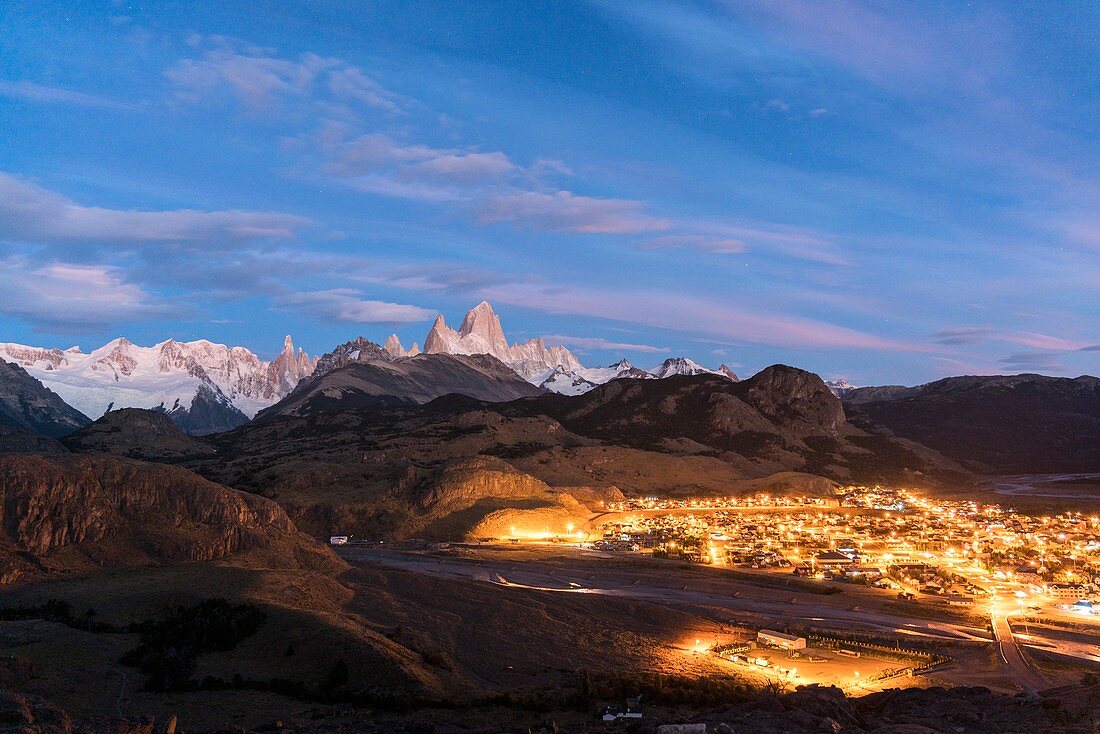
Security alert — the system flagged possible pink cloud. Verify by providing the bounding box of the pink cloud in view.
[283,289,434,324]
[0,258,175,328]
[643,234,747,254]
[480,282,917,351]
[166,36,404,113]
[541,335,669,354]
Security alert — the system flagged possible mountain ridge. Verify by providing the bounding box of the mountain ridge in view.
[844,372,1100,472]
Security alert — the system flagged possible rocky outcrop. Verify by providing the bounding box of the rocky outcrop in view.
[741,364,846,437]
[0,454,333,583]
[0,361,89,438]
[61,408,214,461]
[417,456,553,516]
[313,336,392,377]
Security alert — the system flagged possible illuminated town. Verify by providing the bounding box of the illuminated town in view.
[595,487,1099,608]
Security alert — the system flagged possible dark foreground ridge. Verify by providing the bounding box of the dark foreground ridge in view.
[1,679,1096,734]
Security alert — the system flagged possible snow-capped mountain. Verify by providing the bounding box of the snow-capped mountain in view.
[648,357,727,379]
[537,366,599,396]
[388,301,584,381]
[575,358,655,384]
[825,378,858,398]
[0,336,315,433]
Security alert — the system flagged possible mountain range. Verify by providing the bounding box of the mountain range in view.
[387,300,738,393]
[2,301,1098,479]
[0,336,315,434]
[0,302,747,434]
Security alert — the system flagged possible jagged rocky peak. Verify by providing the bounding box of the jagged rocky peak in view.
[420,301,583,381]
[423,314,451,354]
[314,336,392,377]
[459,300,509,354]
[384,334,421,359]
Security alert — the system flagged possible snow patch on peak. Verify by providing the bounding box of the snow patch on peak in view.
[538,366,598,396]
[648,357,723,379]
[825,378,858,398]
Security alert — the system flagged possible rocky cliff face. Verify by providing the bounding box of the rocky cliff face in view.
[0,361,90,438]
[0,454,331,584]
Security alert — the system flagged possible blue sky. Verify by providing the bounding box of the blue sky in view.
[1,0,1098,385]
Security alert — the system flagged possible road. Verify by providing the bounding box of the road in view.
[990,607,1047,694]
[340,547,990,643]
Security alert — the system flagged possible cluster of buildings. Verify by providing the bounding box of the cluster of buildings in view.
[598,486,1100,608]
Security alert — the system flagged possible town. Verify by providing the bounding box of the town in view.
[596,486,1099,611]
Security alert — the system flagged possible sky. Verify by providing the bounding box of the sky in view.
[1,0,1098,386]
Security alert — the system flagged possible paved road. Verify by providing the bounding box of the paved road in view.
[990,609,1047,693]
[341,547,989,643]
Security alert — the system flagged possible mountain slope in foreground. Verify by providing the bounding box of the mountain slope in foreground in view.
[60,407,215,461]
[191,366,967,540]
[258,349,542,419]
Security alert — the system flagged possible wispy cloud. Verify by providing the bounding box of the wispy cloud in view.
[0,257,177,331]
[166,35,405,113]
[641,234,747,254]
[0,172,308,246]
[318,128,517,189]
[999,351,1065,372]
[477,190,670,234]
[541,335,668,354]
[933,326,1090,351]
[282,289,434,324]
[0,80,141,110]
